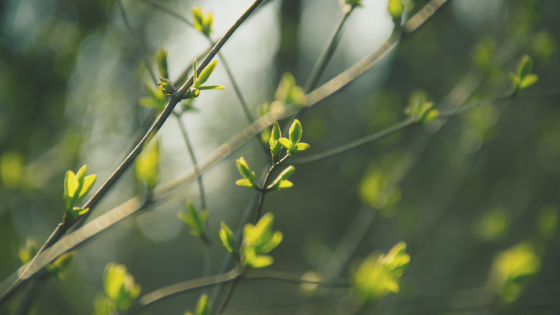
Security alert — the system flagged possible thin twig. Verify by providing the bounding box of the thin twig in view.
[141,0,269,154]
[129,269,350,314]
[174,113,207,210]
[255,155,289,222]
[291,117,415,164]
[286,4,355,131]
[117,0,158,85]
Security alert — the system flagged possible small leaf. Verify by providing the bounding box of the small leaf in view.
[270,122,282,146]
[135,140,160,191]
[259,231,283,254]
[198,60,219,87]
[510,73,520,89]
[517,55,533,79]
[220,222,238,256]
[388,0,403,20]
[47,252,74,279]
[422,109,439,123]
[195,294,209,315]
[193,60,198,87]
[198,85,225,90]
[159,77,176,95]
[289,119,303,146]
[156,48,168,79]
[278,138,292,150]
[248,255,274,269]
[19,238,38,265]
[78,174,97,199]
[192,7,204,33]
[236,157,254,183]
[268,166,295,190]
[275,73,296,103]
[278,180,293,190]
[179,202,206,238]
[235,178,254,188]
[63,170,77,210]
[520,73,538,90]
[295,143,310,152]
[202,13,213,35]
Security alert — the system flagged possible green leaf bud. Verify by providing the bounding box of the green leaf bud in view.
[219,222,238,256]
[159,77,176,95]
[289,119,303,146]
[156,48,168,79]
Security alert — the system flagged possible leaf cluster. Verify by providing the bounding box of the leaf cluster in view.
[178,201,208,241]
[192,7,214,36]
[510,55,539,92]
[404,91,438,124]
[63,165,96,219]
[97,263,141,313]
[353,241,410,303]
[220,213,283,269]
[489,242,541,302]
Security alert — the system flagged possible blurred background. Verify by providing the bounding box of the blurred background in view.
[1,0,560,314]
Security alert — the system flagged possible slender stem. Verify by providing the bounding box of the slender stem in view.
[117,0,158,85]
[129,268,349,314]
[217,278,239,314]
[174,112,213,280]
[292,117,415,164]
[284,5,354,135]
[255,155,289,222]
[291,89,559,165]
[174,113,207,210]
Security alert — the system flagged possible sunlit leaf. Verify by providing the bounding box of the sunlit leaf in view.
[197,60,219,87]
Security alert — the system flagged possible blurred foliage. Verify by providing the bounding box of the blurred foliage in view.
[1,0,560,314]
[488,242,541,302]
[353,241,410,304]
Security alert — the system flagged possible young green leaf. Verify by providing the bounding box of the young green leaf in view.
[289,119,303,146]
[268,166,296,191]
[236,157,255,184]
[388,0,403,20]
[219,222,238,256]
[235,179,253,188]
[63,165,97,217]
[294,143,310,152]
[192,6,213,35]
[46,252,74,279]
[278,138,292,151]
[195,294,209,315]
[19,238,38,265]
[198,85,225,90]
[103,263,141,310]
[139,85,167,113]
[197,60,219,87]
[193,59,198,87]
[353,241,410,303]
[135,140,160,191]
[520,73,539,90]
[156,48,168,79]
[178,202,207,239]
[159,77,176,95]
[270,122,282,145]
[517,55,533,79]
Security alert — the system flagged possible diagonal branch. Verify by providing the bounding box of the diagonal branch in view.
[0,0,266,306]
